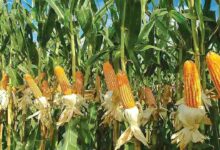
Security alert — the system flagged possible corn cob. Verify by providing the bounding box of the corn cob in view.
[54,66,72,95]
[183,61,202,108]
[103,61,118,91]
[206,51,220,97]
[74,71,84,95]
[117,71,136,109]
[24,74,43,99]
[144,87,156,107]
[0,72,9,90]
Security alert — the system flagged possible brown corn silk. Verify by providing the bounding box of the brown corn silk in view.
[74,71,84,95]
[144,87,156,107]
[117,72,136,109]
[103,61,118,91]
[0,72,9,90]
[95,75,101,100]
[41,80,51,98]
[206,51,220,97]
[162,85,172,105]
[54,66,72,95]
[24,74,43,99]
[183,61,202,108]
[34,72,46,83]
[96,75,101,93]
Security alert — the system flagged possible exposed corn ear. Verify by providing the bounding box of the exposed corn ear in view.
[206,51,220,97]
[183,61,202,108]
[0,72,9,90]
[75,71,84,95]
[54,66,72,95]
[144,87,156,107]
[24,74,43,98]
[103,61,118,91]
[117,71,135,109]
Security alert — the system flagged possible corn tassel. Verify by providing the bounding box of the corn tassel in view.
[183,60,202,108]
[0,72,9,90]
[24,74,43,99]
[206,51,220,97]
[117,72,135,109]
[103,61,118,91]
[54,66,72,95]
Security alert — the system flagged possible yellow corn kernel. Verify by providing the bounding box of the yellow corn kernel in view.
[206,51,220,97]
[183,61,202,108]
[24,74,43,98]
[117,71,135,109]
[144,87,156,107]
[103,61,118,91]
[75,71,84,95]
[1,72,9,90]
[54,66,72,95]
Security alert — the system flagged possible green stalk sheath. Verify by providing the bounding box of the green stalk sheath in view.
[70,22,76,83]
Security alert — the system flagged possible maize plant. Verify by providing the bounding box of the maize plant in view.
[0,0,220,150]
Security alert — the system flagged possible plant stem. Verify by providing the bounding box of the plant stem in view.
[177,47,183,100]
[70,22,76,83]
[113,120,119,148]
[120,0,126,72]
[7,88,12,150]
[134,139,141,150]
[0,123,3,150]
[189,2,200,71]
[38,47,43,75]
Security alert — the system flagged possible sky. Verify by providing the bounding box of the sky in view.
[7,0,219,16]
[5,0,219,42]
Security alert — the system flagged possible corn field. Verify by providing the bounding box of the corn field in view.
[0,0,220,149]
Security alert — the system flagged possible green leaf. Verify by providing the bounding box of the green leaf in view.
[46,0,64,19]
[58,120,79,150]
[75,6,93,35]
